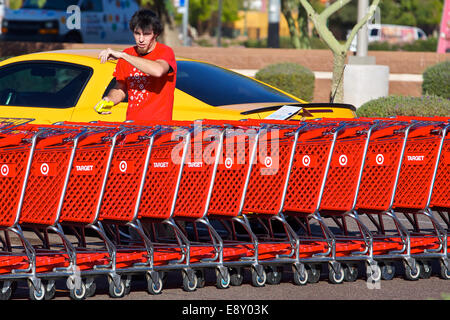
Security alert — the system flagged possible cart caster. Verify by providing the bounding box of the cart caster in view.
[182,270,198,292]
[366,262,381,282]
[0,281,14,301]
[403,261,420,281]
[380,262,396,281]
[343,264,358,282]
[229,267,243,286]
[216,267,230,289]
[251,265,266,287]
[28,280,46,301]
[418,260,432,279]
[195,269,206,289]
[85,278,96,297]
[439,260,450,280]
[108,277,127,298]
[328,264,344,284]
[266,266,282,285]
[69,281,87,301]
[306,264,321,284]
[146,272,163,295]
[292,265,308,286]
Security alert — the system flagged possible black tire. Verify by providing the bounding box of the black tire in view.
[229,267,243,286]
[292,266,308,286]
[343,264,358,282]
[216,268,230,289]
[195,269,206,289]
[439,260,450,280]
[266,266,282,285]
[28,281,46,301]
[108,277,126,298]
[0,281,13,301]
[418,260,432,279]
[306,264,321,284]
[380,262,396,281]
[404,261,420,281]
[182,270,198,292]
[69,281,87,301]
[146,272,163,295]
[44,281,56,300]
[86,281,96,298]
[328,265,345,284]
[251,266,266,287]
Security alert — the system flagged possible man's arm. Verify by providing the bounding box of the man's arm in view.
[103,80,127,105]
[99,48,170,77]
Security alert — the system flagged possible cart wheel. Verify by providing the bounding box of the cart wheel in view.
[292,265,308,286]
[404,261,420,281]
[229,267,243,286]
[343,264,358,282]
[418,260,432,279]
[251,266,266,287]
[306,264,321,284]
[124,276,132,295]
[160,272,168,287]
[28,281,46,301]
[44,281,56,300]
[380,262,396,281]
[366,263,381,282]
[439,260,450,280]
[85,278,96,297]
[182,270,198,292]
[0,281,13,301]
[328,264,345,284]
[195,269,206,289]
[108,277,126,298]
[69,281,87,301]
[216,268,231,289]
[146,272,163,295]
[266,266,282,285]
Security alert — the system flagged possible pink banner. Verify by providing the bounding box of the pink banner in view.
[437,0,450,53]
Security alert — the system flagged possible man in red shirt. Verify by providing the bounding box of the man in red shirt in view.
[96,9,177,121]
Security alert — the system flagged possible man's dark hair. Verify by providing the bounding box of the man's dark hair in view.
[129,9,163,36]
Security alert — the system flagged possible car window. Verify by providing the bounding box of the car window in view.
[0,61,92,108]
[103,78,128,103]
[176,61,297,106]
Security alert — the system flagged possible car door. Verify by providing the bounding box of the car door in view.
[0,61,93,124]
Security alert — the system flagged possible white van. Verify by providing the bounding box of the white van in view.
[349,24,428,52]
[1,0,139,43]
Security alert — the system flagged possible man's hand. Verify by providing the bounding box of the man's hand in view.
[94,99,114,115]
[99,48,124,64]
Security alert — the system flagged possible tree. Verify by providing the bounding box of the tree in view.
[281,0,325,49]
[298,0,380,103]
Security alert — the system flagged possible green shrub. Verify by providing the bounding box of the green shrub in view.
[356,95,450,117]
[422,61,450,99]
[368,38,438,52]
[255,62,315,102]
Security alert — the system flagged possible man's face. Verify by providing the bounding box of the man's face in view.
[133,27,157,54]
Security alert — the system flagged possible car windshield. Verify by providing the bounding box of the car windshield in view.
[22,0,79,10]
[176,61,298,106]
[0,61,92,108]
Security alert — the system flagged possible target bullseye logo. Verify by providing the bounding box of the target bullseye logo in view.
[302,155,311,167]
[225,157,233,169]
[1,164,9,176]
[376,153,384,165]
[119,161,128,173]
[264,156,273,168]
[40,163,49,175]
[339,154,348,166]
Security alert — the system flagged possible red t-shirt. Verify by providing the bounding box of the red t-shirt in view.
[113,43,177,121]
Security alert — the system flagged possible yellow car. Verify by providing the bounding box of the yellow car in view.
[0,49,355,124]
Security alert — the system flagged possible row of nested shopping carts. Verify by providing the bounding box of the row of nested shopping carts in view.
[0,115,447,300]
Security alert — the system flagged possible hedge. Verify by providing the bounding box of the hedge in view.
[422,60,450,99]
[356,95,450,117]
[255,62,315,102]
